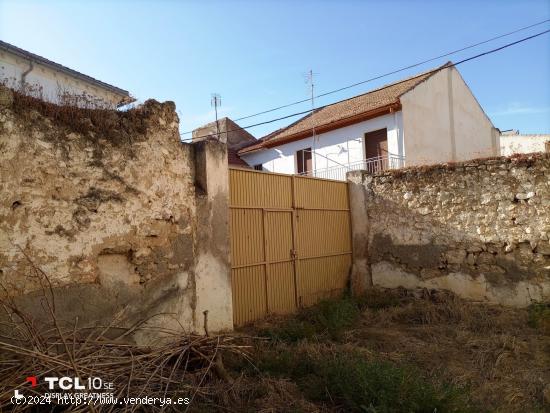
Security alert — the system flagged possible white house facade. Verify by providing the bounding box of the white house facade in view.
[241,112,404,180]
[499,131,549,156]
[0,40,134,108]
[239,63,500,180]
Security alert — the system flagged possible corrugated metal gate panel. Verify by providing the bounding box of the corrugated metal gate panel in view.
[230,168,292,208]
[231,265,266,326]
[294,176,349,209]
[230,168,351,326]
[267,261,296,314]
[265,211,297,315]
[296,210,351,257]
[265,211,293,261]
[230,209,264,267]
[297,254,352,307]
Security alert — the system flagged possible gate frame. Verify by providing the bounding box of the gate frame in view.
[229,167,352,325]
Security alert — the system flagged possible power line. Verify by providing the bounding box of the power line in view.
[182,107,315,142]
[181,18,549,136]
[183,28,550,143]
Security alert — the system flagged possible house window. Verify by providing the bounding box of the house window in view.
[296,148,312,175]
[253,164,263,171]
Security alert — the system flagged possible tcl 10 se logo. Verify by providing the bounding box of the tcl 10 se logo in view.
[25,376,114,390]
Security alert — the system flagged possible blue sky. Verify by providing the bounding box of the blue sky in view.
[1,0,549,138]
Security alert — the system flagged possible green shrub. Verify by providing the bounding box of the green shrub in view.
[260,296,361,342]
[258,350,474,413]
[260,290,402,343]
[305,297,360,340]
[304,354,473,413]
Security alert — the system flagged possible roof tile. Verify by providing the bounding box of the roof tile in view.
[240,63,449,154]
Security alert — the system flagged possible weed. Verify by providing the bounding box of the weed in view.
[309,354,474,413]
[260,296,361,342]
[260,290,405,342]
[256,349,474,413]
[260,318,317,342]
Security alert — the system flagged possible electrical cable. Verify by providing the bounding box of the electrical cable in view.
[180,19,550,136]
[182,27,550,143]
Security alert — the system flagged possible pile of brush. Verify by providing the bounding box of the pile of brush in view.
[0,297,250,412]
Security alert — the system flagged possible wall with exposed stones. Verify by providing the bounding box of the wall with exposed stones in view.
[0,86,233,342]
[348,153,550,307]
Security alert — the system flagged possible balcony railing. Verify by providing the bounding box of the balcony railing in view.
[300,154,405,181]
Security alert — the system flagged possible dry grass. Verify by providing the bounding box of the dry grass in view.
[0,269,547,412]
[352,290,550,412]
[0,83,176,149]
[243,288,550,413]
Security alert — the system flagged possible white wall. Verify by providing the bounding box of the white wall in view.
[0,50,126,108]
[400,67,497,166]
[500,134,549,156]
[241,112,403,175]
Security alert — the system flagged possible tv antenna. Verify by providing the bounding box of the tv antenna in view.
[211,93,221,140]
[305,70,318,172]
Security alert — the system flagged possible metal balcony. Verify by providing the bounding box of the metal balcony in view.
[301,154,405,181]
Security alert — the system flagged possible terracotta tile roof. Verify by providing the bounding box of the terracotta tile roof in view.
[228,148,251,168]
[239,63,450,154]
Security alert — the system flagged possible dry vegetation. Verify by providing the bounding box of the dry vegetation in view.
[0,286,548,412]
[0,83,175,148]
[226,288,550,413]
[0,273,251,412]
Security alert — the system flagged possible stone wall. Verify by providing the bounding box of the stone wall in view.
[348,153,550,307]
[0,86,233,341]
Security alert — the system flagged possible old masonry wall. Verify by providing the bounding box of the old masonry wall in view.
[0,86,233,342]
[348,153,550,307]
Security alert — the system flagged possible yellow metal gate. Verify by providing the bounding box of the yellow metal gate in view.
[229,168,352,326]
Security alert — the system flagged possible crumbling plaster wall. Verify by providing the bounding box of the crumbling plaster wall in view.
[348,154,550,307]
[0,86,233,340]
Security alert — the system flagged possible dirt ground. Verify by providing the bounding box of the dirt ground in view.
[197,288,550,413]
[349,290,550,412]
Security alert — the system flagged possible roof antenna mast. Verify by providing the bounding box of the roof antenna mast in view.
[211,93,221,140]
[306,70,317,174]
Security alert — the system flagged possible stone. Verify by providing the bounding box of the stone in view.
[480,193,492,205]
[515,192,535,200]
[418,207,431,215]
[467,244,484,253]
[536,241,550,256]
[504,243,515,253]
[445,249,467,265]
[477,252,495,265]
